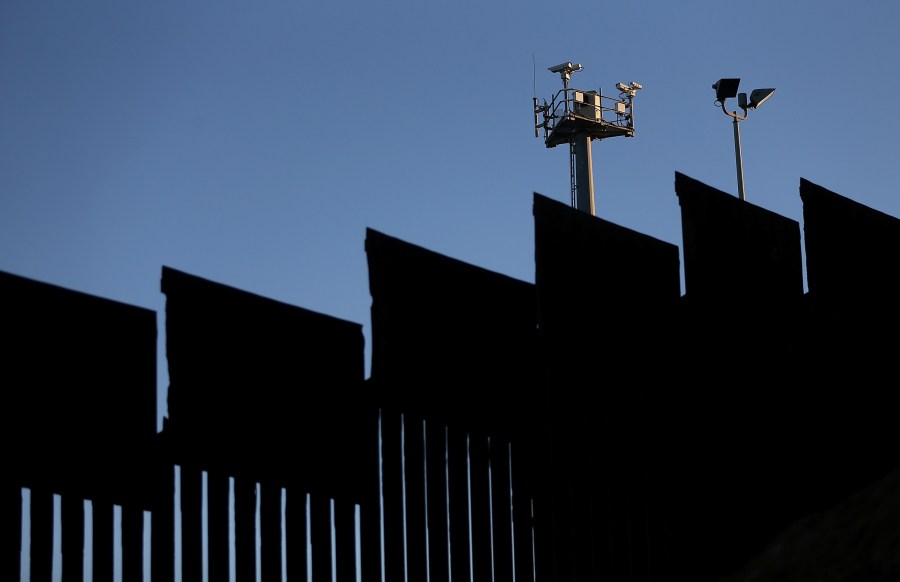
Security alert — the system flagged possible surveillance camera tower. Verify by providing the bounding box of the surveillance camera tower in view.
[534,62,642,215]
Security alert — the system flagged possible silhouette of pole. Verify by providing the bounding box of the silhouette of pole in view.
[712,79,776,202]
[733,117,745,201]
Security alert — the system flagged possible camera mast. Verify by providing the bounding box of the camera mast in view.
[533,62,642,216]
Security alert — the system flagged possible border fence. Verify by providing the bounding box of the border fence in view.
[4,174,900,581]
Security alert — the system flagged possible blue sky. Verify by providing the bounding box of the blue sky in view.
[2,0,899,429]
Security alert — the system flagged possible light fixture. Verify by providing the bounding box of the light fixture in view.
[712,78,776,201]
[712,78,741,101]
[748,88,776,109]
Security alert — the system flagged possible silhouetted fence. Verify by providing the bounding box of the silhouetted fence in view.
[4,174,899,581]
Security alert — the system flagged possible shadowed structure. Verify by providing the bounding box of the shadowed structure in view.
[160,266,371,582]
[2,173,899,580]
[1,272,156,582]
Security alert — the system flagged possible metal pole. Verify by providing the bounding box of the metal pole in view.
[573,132,595,215]
[628,93,635,132]
[569,140,577,208]
[733,117,745,201]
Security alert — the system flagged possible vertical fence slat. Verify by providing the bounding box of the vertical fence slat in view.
[359,499,380,582]
[260,482,283,582]
[531,446,555,582]
[425,422,450,582]
[334,499,358,582]
[29,487,53,582]
[93,499,114,582]
[208,472,231,582]
[490,439,514,582]
[358,409,383,582]
[234,476,257,582]
[469,433,492,582]
[285,488,309,582]
[181,465,203,582]
[510,445,536,582]
[447,425,471,582]
[122,503,144,582]
[151,461,175,582]
[310,494,333,582]
[61,495,85,582]
[404,416,427,582]
[381,408,405,582]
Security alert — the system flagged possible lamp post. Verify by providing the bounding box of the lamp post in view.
[712,78,776,201]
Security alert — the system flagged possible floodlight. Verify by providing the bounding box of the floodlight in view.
[748,88,776,109]
[710,77,776,202]
[713,78,740,101]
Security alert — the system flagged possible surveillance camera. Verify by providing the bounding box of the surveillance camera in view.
[630,82,643,90]
[616,82,629,92]
[548,62,582,74]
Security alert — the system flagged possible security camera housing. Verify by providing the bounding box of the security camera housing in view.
[549,62,582,74]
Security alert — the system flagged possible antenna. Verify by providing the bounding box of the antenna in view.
[533,61,643,215]
[533,54,539,137]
